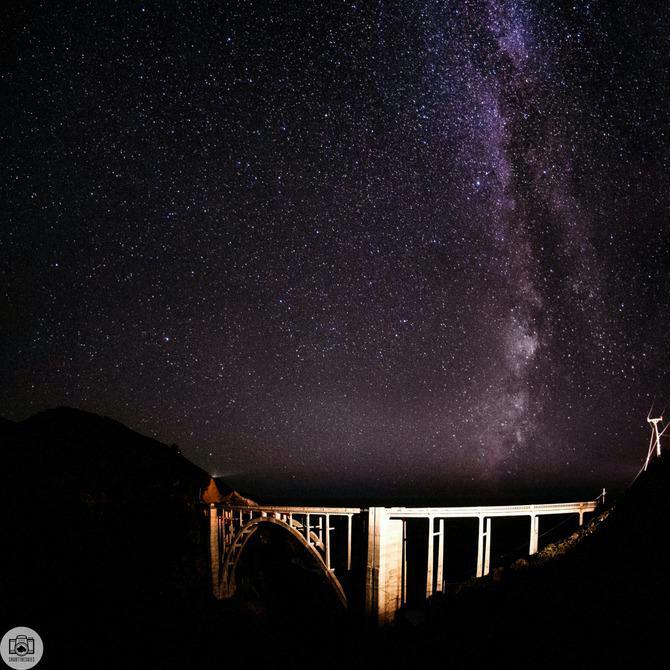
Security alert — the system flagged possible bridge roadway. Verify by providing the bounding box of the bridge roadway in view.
[209,495,602,624]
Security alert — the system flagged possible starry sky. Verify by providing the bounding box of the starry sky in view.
[2,1,669,501]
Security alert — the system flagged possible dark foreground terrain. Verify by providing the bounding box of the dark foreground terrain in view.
[2,408,669,669]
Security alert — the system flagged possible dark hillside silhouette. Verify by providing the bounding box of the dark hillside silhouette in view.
[382,453,670,668]
[0,408,212,667]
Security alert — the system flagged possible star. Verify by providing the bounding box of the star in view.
[1,0,668,501]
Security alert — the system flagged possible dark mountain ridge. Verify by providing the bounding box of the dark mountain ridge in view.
[0,406,214,668]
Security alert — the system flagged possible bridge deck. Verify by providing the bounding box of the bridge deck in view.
[219,500,598,518]
[385,500,598,518]
[222,505,362,515]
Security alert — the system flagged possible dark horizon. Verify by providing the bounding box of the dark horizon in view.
[3,403,631,506]
[2,1,669,497]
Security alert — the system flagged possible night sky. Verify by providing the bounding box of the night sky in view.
[2,1,669,501]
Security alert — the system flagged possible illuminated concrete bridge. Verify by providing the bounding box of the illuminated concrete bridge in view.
[207,494,603,624]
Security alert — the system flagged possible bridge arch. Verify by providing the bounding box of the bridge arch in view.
[218,515,347,608]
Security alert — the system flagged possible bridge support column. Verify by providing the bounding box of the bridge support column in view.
[426,517,434,598]
[529,515,539,555]
[476,516,492,577]
[401,520,407,606]
[325,513,331,570]
[476,516,483,577]
[436,519,445,593]
[366,508,404,625]
[426,517,446,596]
[484,518,491,575]
[209,505,223,598]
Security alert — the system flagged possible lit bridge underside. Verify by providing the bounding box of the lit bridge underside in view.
[209,505,360,608]
[208,496,601,624]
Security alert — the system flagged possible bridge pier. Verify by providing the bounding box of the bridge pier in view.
[436,519,445,593]
[476,516,492,577]
[365,507,405,625]
[208,506,223,598]
[426,517,447,596]
[529,515,539,555]
[325,513,331,570]
[426,517,434,598]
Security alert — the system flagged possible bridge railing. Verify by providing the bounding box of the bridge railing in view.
[384,499,600,518]
[211,504,362,582]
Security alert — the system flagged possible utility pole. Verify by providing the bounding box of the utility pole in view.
[644,416,664,470]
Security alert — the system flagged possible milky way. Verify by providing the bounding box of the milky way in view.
[2,1,669,500]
